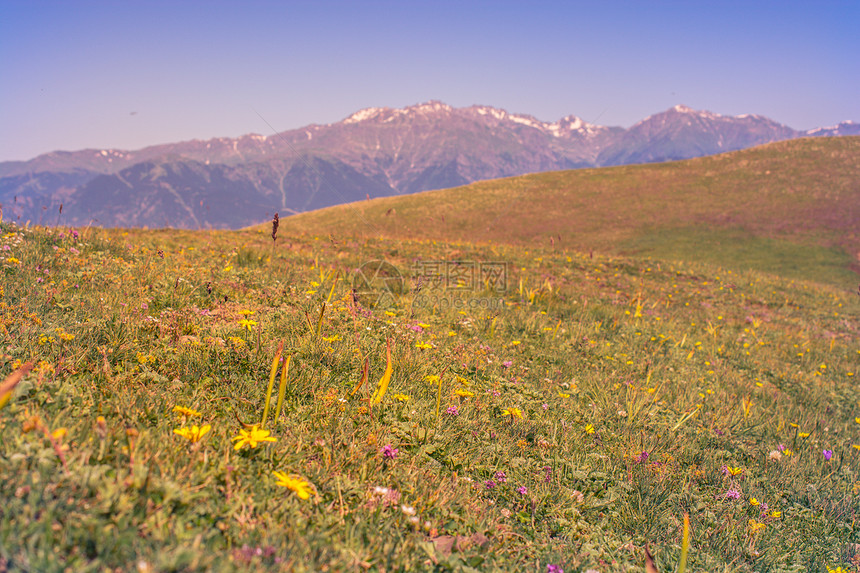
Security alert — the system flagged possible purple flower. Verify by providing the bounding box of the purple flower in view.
[547,565,564,573]
[723,489,741,500]
[502,360,513,368]
[634,451,649,464]
[542,403,549,410]
[516,486,528,496]
[777,443,787,452]
[823,449,833,461]
[484,480,496,490]
[493,471,507,483]
[409,324,423,333]
[381,445,399,459]
[446,406,459,416]
[70,229,79,239]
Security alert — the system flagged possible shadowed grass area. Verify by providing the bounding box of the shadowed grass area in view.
[621,226,859,287]
[277,136,860,288]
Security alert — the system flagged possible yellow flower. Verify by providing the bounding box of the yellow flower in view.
[238,318,257,331]
[51,427,68,440]
[510,340,521,346]
[392,393,410,402]
[783,449,794,457]
[502,407,523,419]
[6,257,20,265]
[748,519,765,532]
[172,405,202,417]
[321,334,340,342]
[855,417,860,425]
[726,466,744,477]
[415,342,433,349]
[770,510,782,518]
[749,497,760,506]
[455,389,474,398]
[173,424,211,443]
[231,425,277,450]
[239,309,255,316]
[789,423,799,428]
[584,424,595,434]
[798,432,810,438]
[425,375,440,384]
[273,471,313,500]
[853,444,860,451]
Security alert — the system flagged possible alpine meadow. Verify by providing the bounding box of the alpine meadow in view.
[2,136,860,573]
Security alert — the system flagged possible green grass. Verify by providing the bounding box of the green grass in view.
[620,226,859,287]
[278,136,860,288]
[1,220,860,572]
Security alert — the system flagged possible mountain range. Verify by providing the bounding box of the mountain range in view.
[1,101,857,229]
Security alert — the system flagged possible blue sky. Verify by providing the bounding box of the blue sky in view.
[1,0,858,161]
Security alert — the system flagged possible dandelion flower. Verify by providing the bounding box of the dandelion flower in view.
[749,497,760,506]
[455,389,474,398]
[502,407,523,419]
[584,424,595,435]
[173,424,211,443]
[273,471,313,500]
[172,405,202,417]
[726,466,744,477]
[238,318,257,331]
[232,425,276,450]
[392,393,410,402]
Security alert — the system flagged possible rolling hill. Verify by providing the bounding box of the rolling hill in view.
[280,136,860,287]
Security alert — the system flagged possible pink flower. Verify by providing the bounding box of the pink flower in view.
[381,445,399,459]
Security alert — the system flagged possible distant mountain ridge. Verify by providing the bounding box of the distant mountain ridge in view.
[1,101,857,228]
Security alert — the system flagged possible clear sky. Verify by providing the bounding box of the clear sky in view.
[1,0,858,161]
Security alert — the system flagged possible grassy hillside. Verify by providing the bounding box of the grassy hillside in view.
[281,137,860,288]
[1,221,859,571]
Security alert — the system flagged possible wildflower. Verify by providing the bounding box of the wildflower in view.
[547,565,564,573]
[502,360,513,368]
[391,393,410,402]
[238,318,257,331]
[749,497,760,506]
[446,405,460,416]
[400,505,416,516]
[770,510,782,518]
[748,519,765,533]
[381,444,399,459]
[542,403,549,410]
[6,257,20,265]
[510,340,521,346]
[231,425,277,450]
[172,405,202,417]
[723,489,741,500]
[768,450,783,461]
[853,444,860,451]
[798,432,810,438]
[725,465,744,477]
[173,424,211,443]
[272,471,313,500]
[516,486,528,495]
[425,375,440,384]
[634,451,649,463]
[415,341,433,349]
[239,309,255,316]
[454,389,474,398]
[493,471,507,483]
[584,424,595,435]
[484,480,496,490]
[501,407,523,419]
[783,449,794,457]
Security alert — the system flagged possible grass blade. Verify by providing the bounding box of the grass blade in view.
[261,342,283,427]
